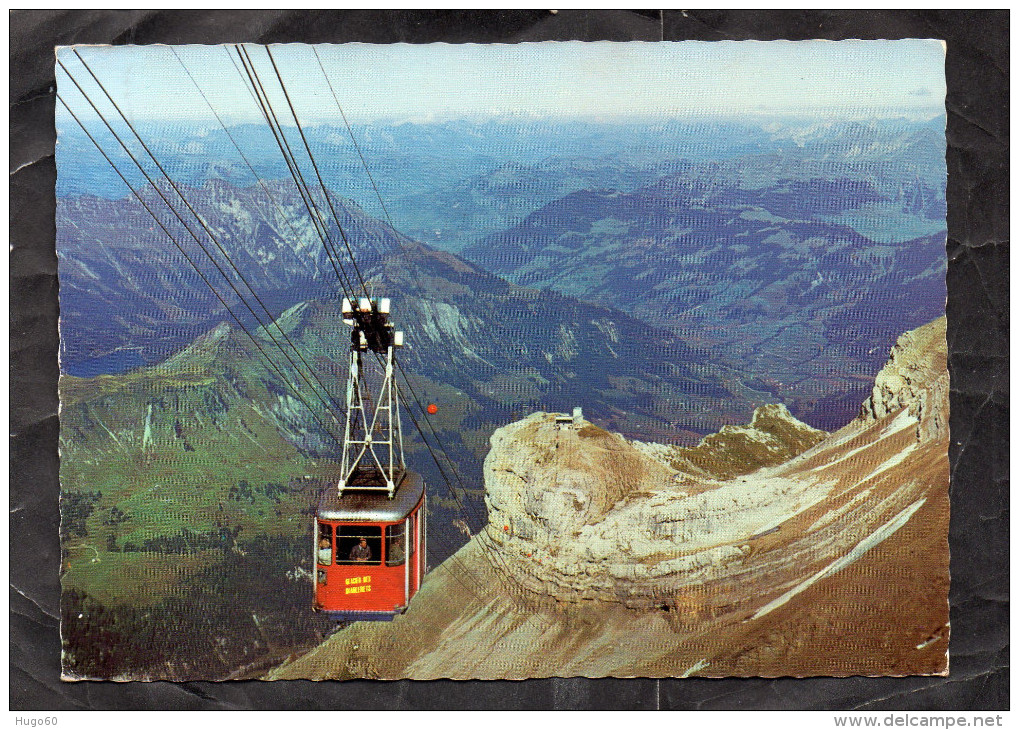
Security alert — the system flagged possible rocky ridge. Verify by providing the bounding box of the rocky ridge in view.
[478,318,948,615]
[859,318,949,443]
[632,402,828,480]
[272,317,949,679]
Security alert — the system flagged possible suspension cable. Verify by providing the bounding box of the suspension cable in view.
[263,44,374,299]
[61,55,346,424]
[168,46,309,255]
[234,45,358,304]
[312,46,395,231]
[58,93,345,447]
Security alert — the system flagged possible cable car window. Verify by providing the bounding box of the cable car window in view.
[317,523,333,566]
[385,522,406,567]
[408,514,416,558]
[335,525,382,566]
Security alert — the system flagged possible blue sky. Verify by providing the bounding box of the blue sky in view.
[56,40,946,127]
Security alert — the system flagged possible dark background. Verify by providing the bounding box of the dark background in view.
[10,10,1008,710]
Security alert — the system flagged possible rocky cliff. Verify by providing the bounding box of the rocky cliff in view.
[271,317,949,679]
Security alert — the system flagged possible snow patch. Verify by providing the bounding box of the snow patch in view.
[680,658,709,678]
[750,498,926,620]
[880,407,919,439]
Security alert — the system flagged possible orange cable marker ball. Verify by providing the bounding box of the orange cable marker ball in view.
[426,403,438,415]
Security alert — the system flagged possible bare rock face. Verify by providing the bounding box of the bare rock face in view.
[481,407,832,607]
[485,413,675,542]
[860,317,948,441]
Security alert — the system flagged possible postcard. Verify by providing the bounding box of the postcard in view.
[56,40,948,680]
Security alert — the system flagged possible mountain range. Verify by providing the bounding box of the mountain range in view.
[57,114,947,679]
[58,113,945,430]
[463,162,945,429]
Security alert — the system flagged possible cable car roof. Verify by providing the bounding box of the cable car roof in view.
[317,471,424,522]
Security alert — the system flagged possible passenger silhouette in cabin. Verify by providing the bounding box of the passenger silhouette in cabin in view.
[317,537,332,565]
[349,537,372,562]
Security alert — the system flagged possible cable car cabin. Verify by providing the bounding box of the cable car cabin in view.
[314,470,426,622]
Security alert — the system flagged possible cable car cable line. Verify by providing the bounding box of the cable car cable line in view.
[235,43,360,302]
[57,94,345,448]
[167,46,310,259]
[224,38,345,272]
[233,45,360,304]
[59,56,348,428]
[59,88,495,611]
[312,45,395,231]
[232,42,358,305]
[262,44,375,301]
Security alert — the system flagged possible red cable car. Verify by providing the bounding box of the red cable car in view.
[313,295,427,621]
[314,471,425,621]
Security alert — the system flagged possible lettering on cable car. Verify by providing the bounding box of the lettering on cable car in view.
[345,575,372,594]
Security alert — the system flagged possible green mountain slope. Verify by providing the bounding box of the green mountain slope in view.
[60,238,766,679]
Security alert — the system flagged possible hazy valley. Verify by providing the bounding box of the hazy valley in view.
[57,114,948,679]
